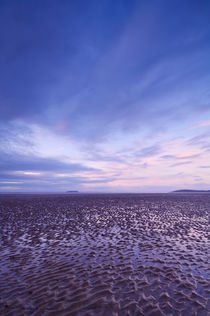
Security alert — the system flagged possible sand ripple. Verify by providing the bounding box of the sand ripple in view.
[0,193,209,315]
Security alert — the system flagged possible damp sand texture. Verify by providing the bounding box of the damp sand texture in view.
[0,193,209,316]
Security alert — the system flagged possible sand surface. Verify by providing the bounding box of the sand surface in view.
[0,193,209,315]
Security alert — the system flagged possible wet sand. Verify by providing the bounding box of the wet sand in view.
[0,193,209,315]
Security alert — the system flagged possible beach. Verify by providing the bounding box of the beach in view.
[0,193,209,315]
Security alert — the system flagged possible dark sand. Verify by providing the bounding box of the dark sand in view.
[0,193,209,315]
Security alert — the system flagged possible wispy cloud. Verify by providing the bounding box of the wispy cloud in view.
[135,145,161,158]
[0,152,97,174]
[191,120,210,129]
[161,154,200,160]
[170,161,192,167]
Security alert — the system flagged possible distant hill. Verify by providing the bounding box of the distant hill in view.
[173,189,210,193]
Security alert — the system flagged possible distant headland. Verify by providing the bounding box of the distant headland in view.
[172,190,210,193]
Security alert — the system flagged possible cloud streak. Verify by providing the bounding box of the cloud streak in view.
[0,152,97,174]
[191,120,210,129]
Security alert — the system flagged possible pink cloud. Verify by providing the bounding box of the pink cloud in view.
[191,120,210,129]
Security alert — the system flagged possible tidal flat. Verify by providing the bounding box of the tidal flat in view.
[0,193,209,315]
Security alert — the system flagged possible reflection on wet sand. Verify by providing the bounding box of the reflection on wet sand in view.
[0,193,209,315]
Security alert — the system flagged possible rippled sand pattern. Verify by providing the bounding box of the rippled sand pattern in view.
[0,193,209,315]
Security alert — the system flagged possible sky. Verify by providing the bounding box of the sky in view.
[0,0,210,193]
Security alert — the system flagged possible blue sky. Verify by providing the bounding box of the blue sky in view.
[0,0,210,192]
